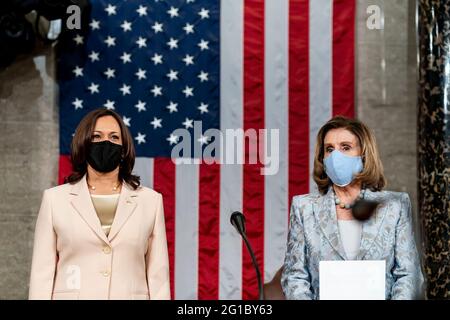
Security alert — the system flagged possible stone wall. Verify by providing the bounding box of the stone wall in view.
[0,43,59,299]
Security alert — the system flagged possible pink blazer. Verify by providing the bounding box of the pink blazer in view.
[29,175,170,300]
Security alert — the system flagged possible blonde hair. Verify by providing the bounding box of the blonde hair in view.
[313,116,386,195]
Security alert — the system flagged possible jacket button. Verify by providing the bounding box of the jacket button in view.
[102,246,111,254]
[102,271,110,277]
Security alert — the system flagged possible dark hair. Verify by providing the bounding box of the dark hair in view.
[313,116,386,195]
[65,108,141,190]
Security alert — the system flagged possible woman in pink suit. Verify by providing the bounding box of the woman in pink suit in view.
[29,108,170,300]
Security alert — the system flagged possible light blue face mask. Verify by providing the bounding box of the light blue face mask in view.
[324,150,363,187]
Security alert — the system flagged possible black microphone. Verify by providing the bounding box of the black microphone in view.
[352,199,382,221]
[230,211,264,300]
[230,211,246,234]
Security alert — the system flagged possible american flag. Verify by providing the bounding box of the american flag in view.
[58,0,355,299]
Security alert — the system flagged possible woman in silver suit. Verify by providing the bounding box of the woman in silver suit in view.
[281,116,424,300]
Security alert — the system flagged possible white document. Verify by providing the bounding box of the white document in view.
[319,260,386,300]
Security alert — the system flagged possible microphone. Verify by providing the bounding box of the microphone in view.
[230,211,264,300]
[352,199,382,221]
[230,211,246,234]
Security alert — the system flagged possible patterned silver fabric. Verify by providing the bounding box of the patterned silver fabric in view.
[281,187,424,300]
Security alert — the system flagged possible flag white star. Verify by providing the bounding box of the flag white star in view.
[166,101,178,113]
[120,52,132,64]
[103,100,115,110]
[120,20,132,32]
[90,19,100,30]
[166,69,179,81]
[104,36,116,47]
[150,117,162,129]
[73,66,83,77]
[88,51,99,62]
[123,116,131,127]
[137,5,148,16]
[135,68,147,80]
[198,134,209,145]
[151,85,162,97]
[167,38,178,50]
[187,0,195,3]
[104,68,115,79]
[72,98,83,110]
[167,133,179,145]
[135,132,146,144]
[182,54,194,66]
[182,117,194,129]
[136,37,147,48]
[151,53,163,65]
[198,71,209,82]
[119,84,131,96]
[73,34,84,45]
[105,4,117,16]
[87,82,99,94]
[183,86,194,97]
[183,23,194,34]
[198,39,209,51]
[135,100,147,112]
[152,22,163,33]
[198,102,209,113]
[167,6,179,18]
[198,8,210,19]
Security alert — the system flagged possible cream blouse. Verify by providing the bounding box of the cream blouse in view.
[90,194,120,236]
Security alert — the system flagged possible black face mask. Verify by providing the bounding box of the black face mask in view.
[87,140,123,173]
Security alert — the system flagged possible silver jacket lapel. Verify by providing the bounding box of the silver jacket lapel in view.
[313,187,348,260]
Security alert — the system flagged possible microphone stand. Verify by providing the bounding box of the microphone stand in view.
[240,231,264,300]
[231,212,264,300]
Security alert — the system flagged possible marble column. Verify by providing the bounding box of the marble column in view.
[418,0,450,299]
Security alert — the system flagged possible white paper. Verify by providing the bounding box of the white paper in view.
[319,260,386,300]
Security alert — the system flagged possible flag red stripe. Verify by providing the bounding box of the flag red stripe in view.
[153,158,176,299]
[332,0,356,118]
[58,155,72,185]
[289,0,310,210]
[243,0,265,300]
[198,162,220,299]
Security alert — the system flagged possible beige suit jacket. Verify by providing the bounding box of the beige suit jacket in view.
[29,175,170,300]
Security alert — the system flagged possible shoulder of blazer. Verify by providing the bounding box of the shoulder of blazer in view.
[291,192,322,210]
[43,182,73,197]
[134,185,162,200]
[383,190,408,200]
[366,189,409,205]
